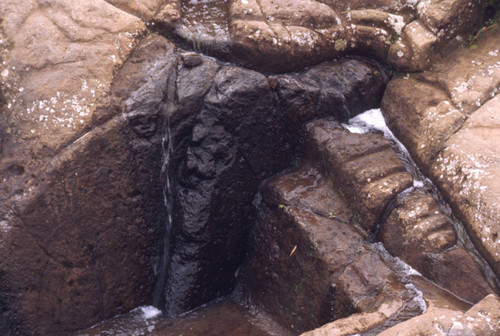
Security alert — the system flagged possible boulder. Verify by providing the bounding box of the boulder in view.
[430,94,500,280]
[242,167,363,334]
[0,1,174,330]
[379,294,500,336]
[304,119,413,232]
[274,58,387,132]
[380,190,494,303]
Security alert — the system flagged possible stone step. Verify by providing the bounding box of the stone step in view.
[304,118,413,232]
[380,190,495,303]
[242,166,423,334]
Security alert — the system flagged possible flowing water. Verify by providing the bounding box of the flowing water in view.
[176,0,231,54]
[77,108,499,335]
[343,108,500,292]
[153,116,174,307]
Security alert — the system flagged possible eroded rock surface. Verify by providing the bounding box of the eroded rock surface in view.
[148,0,490,72]
[382,23,500,280]
[304,119,413,232]
[0,1,178,334]
[1,0,500,335]
[242,166,422,334]
[379,293,500,336]
[158,55,386,317]
[380,190,494,303]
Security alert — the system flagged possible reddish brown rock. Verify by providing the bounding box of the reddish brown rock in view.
[0,13,173,332]
[380,189,494,303]
[304,119,413,232]
[334,248,426,327]
[242,166,364,334]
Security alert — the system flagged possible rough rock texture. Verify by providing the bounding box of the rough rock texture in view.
[0,0,175,331]
[274,58,387,133]
[382,24,500,280]
[1,8,387,329]
[380,190,494,303]
[144,0,490,72]
[163,64,293,315]
[160,56,387,316]
[431,94,500,281]
[302,273,476,336]
[243,167,362,333]
[379,294,500,336]
[242,166,422,334]
[304,119,413,232]
[2,0,499,335]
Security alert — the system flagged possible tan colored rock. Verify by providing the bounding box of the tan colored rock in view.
[382,77,465,169]
[105,0,165,20]
[300,311,387,336]
[0,0,146,196]
[421,27,500,114]
[430,94,500,279]
[154,0,181,29]
[381,23,500,284]
[388,20,438,71]
[417,0,484,41]
[379,294,500,335]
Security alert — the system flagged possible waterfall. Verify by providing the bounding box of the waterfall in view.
[153,98,175,308]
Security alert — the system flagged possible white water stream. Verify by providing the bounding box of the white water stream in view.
[343,108,500,291]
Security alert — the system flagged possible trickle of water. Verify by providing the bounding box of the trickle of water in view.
[177,0,231,54]
[153,115,174,307]
[344,108,500,292]
[343,108,427,185]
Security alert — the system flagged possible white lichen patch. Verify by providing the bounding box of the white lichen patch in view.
[7,78,105,139]
[290,29,317,48]
[387,14,406,35]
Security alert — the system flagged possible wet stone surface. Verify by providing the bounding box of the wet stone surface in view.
[77,300,282,336]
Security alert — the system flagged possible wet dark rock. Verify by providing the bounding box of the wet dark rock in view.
[241,167,363,334]
[163,65,293,315]
[275,59,387,133]
[304,119,413,232]
[181,53,204,68]
[161,56,387,316]
[0,35,175,335]
[241,166,423,335]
